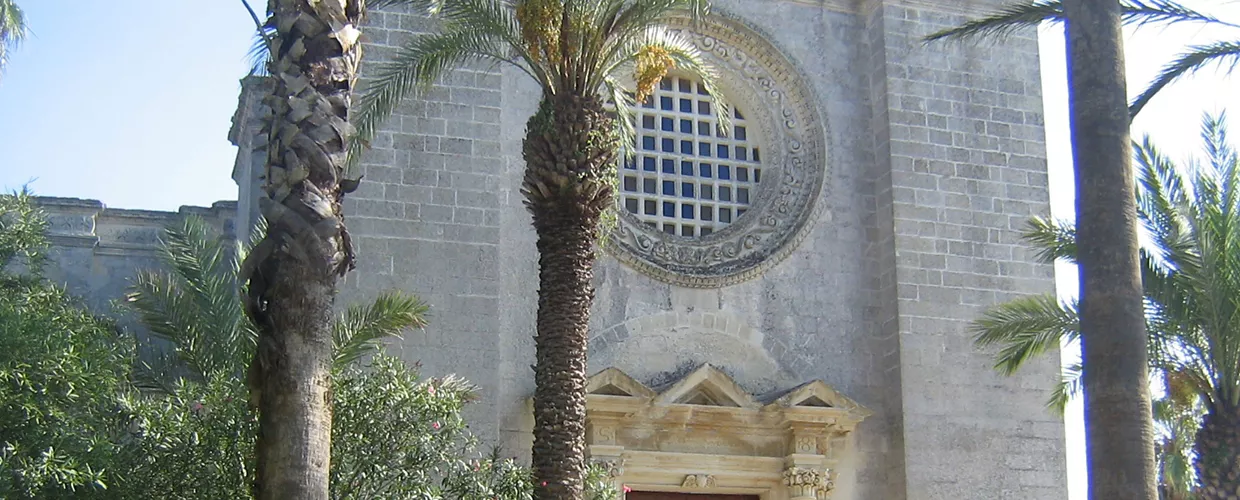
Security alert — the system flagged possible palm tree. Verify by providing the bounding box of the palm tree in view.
[972,114,1240,500]
[127,216,429,386]
[924,0,1238,117]
[238,1,368,498]
[1065,1,1158,497]
[350,1,723,498]
[929,1,1180,496]
[0,0,27,76]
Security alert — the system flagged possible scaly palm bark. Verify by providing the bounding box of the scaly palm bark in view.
[522,94,616,500]
[1065,0,1159,497]
[1196,404,1240,499]
[240,1,364,498]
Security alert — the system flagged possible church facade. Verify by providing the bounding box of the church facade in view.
[39,0,1067,498]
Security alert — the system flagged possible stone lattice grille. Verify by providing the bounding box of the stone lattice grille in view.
[619,75,762,238]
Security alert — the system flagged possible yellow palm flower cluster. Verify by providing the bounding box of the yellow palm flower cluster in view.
[634,45,676,102]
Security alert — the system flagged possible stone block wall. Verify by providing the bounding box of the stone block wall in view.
[35,196,236,337]
[861,0,1066,498]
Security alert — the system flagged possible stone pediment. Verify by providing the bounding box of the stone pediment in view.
[584,364,869,419]
[765,380,872,417]
[582,365,871,499]
[651,364,758,408]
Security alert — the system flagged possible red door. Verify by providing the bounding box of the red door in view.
[625,493,758,500]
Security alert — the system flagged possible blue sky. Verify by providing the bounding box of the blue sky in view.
[0,1,255,210]
[5,0,1240,498]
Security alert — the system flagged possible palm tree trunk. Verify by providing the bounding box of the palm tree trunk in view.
[1195,404,1240,499]
[1064,0,1158,498]
[521,94,616,500]
[243,1,363,499]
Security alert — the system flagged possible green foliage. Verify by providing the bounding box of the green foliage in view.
[109,376,255,500]
[349,0,725,172]
[0,193,615,499]
[0,0,26,74]
[0,188,48,273]
[127,216,430,381]
[0,192,133,497]
[332,355,530,500]
[127,216,252,381]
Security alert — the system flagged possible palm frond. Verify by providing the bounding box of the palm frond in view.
[602,26,730,133]
[924,0,1234,43]
[603,76,638,158]
[348,28,515,173]
[125,217,253,380]
[1047,362,1082,415]
[923,0,1063,43]
[332,290,430,368]
[0,0,28,74]
[1131,41,1240,117]
[972,293,1080,376]
[1023,216,1076,264]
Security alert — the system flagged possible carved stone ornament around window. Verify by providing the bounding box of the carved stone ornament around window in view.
[605,12,829,288]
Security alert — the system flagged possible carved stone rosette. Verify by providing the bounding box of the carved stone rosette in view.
[783,466,833,500]
[591,458,625,479]
[605,11,829,288]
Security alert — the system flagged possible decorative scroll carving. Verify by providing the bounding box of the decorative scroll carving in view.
[592,424,617,445]
[606,13,828,288]
[681,474,717,488]
[794,435,818,454]
[591,458,625,478]
[783,467,833,499]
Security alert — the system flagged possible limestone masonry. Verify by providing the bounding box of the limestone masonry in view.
[38,1,1066,498]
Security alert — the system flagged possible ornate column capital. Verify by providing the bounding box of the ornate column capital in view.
[783,466,833,500]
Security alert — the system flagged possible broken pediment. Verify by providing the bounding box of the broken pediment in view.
[653,364,757,408]
[583,364,870,422]
[585,367,657,399]
[581,364,871,496]
[764,380,872,418]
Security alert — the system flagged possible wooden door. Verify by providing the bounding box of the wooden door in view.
[625,493,758,500]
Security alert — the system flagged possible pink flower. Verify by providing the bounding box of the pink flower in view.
[623,486,632,493]
[541,482,548,487]
[428,386,436,396]
[432,421,441,430]
[191,401,204,413]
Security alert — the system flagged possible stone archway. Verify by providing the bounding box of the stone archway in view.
[583,365,870,500]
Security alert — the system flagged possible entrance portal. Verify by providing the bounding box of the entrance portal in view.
[627,494,759,500]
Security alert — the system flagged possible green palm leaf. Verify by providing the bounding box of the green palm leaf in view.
[1023,216,1076,264]
[972,293,1080,376]
[1131,42,1240,117]
[1048,362,1082,414]
[128,216,430,384]
[0,0,27,75]
[923,0,1233,43]
[332,291,429,369]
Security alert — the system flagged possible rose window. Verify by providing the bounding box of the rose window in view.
[619,75,762,238]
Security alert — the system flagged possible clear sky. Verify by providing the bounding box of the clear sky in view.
[3,0,1240,498]
[0,1,255,210]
